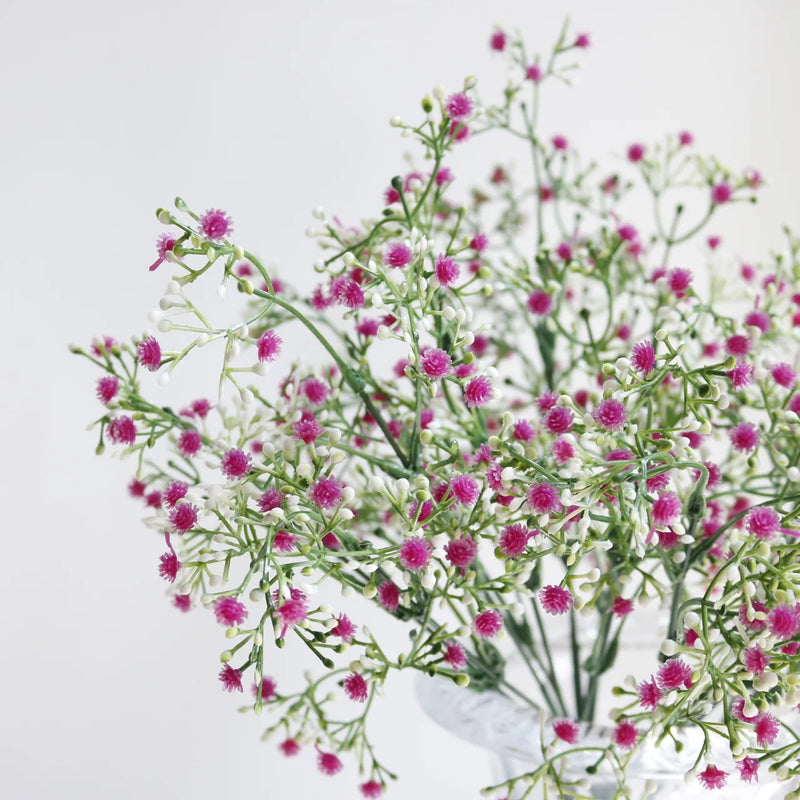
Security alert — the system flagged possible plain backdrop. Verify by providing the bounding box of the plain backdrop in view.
[2,1,800,798]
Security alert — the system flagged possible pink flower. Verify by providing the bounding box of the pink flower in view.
[253,677,277,702]
[107,416,136,445]
[445,92,473,121]
[221,448,252,480]
[527,482,561,516]
[276,590,309,637]
[667,268,692,297]
[711,182,732,204]
[189,398,212,418]
[729,361,753,390]
[679,130,694,146]
[449,119,469,142]
[435,167,453,186]
[552,437,575,465]
[525,63,542,82]
[330,613,357,643]
[697,765,727,790]
[162,481,188,508]
[656,657,692,690]
[737,757,760,783]
[294,410,323,445]
[610,597,634,618]
[173,594,191,612]
[399,536,432,572]
[725,334,751,357]
[137,336,161,371]
[148,232,177,271]
[299,377,329,405]
[574,33,590,48]
[637,677,662,710]
[552,719,579,744]
[743,644,770,677]
[470,233,489,252]
[169,502,198,534]
[158,550,180,582]
[746,507,781,540]
[513,419,536,442]
[552,135,569,151]
[771,362,796,388]
[767,604,800,639]
[544,406,573,434]
[257,488,283,514]
[463,376,492,408]
[539,585,573,615]
[331,276,365,309]
[498,523,533,558]
[384,242,412,269]
[613,720,638,749]
[444,535,477,570]
[91,335,117,356]
[317,749,343,776]
[96,376,119,404]
[435,253,460,287]
[311,284,334,310]
[272,530,297,553]
[360,780,384,798]
[739,601,769,632]
[630,341,655,375]
[745,309,771,333]
[279,738,300,757]
[443,640,467,671]
[593,398,627,430]
[651,492,681,527]
[753,713,780,747]
[377,580,400,611]
[146,490,162,508]
[627,143,645,162]
[490,30,506,51]
[218,664,243,693]
[343,672,369,703]
[420,347,452,379]
[527,289,552,315]
[473,609,503,638]
[729,422,759,452]
[309,477,342,509]
[450,473,480,505]
[214,596,248,626]
[257,330,282,362]
[199,208,233,240]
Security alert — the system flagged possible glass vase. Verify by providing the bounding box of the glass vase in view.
[416,666,797,799]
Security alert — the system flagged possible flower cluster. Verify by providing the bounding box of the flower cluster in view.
[75,22,800,800]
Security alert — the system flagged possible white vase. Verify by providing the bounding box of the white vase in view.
[416,671,797,799]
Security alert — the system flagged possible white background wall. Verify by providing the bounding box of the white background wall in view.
[2,1,799,798]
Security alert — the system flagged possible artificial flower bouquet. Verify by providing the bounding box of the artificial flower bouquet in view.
[74,22,800,799]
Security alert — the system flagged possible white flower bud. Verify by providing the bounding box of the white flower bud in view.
[660,639,679,656]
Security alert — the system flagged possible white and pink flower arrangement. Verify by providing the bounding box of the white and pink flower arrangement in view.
[74,23,800,799]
